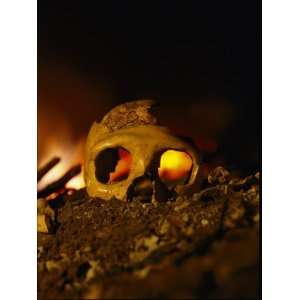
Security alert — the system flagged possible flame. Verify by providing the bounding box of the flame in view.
[37,136,86,190]
[108,148,132,183]
[158,150,192,183]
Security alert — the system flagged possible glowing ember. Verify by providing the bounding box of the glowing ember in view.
[158,150,192,183]
[109,148,132,183]
[38,137,86,190]
[66,173,85,189]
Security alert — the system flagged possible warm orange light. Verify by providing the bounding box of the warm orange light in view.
[66,173,85,189]
[38,136,86,190]
[108,148,132,183]
[158,150,192,183]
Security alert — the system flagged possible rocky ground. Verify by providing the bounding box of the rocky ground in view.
[37,167,260,299]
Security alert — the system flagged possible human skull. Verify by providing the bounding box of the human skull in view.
[84,100,201,201]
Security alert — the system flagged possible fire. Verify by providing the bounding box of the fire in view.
[158,150,192,183]
[109,148,132,183]
[66,171,85,189]
[37,136,86,191]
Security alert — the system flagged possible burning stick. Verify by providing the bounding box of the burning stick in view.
[37,157,61,182]
[37,164,81,198]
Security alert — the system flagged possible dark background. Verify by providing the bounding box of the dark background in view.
[38,1,261,175]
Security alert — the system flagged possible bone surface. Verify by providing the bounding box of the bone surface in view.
[95,99,158,134]
[84,100,201,201]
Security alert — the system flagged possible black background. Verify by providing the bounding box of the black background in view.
[38,1,261,175]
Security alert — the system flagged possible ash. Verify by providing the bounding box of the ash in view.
[38,168,260,299]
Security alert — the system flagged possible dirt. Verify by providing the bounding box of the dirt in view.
[37,169,260,299]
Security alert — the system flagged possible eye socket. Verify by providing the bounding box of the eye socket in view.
[158,150,193,185]
[95,147,132,184]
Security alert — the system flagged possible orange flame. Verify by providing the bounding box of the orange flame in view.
[38,136,86,191]
[158,150,192,183]
[108,148,132,183]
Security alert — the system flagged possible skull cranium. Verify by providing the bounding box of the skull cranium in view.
[84,100,201,201]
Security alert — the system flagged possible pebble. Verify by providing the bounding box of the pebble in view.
[46,260,61,272]
[186,227,194,236]
[253,213,259,223]
[134,266,152,279]
[201,219,209,226]
[159,220,170,234]
[174,201,189,211]
[182,213,189,222]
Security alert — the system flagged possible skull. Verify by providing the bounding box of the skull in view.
[84,100,201,201]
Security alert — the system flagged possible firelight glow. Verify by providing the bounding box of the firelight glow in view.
[109,148,132,183]
[38,137,86,191]
[158,150,192,182]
